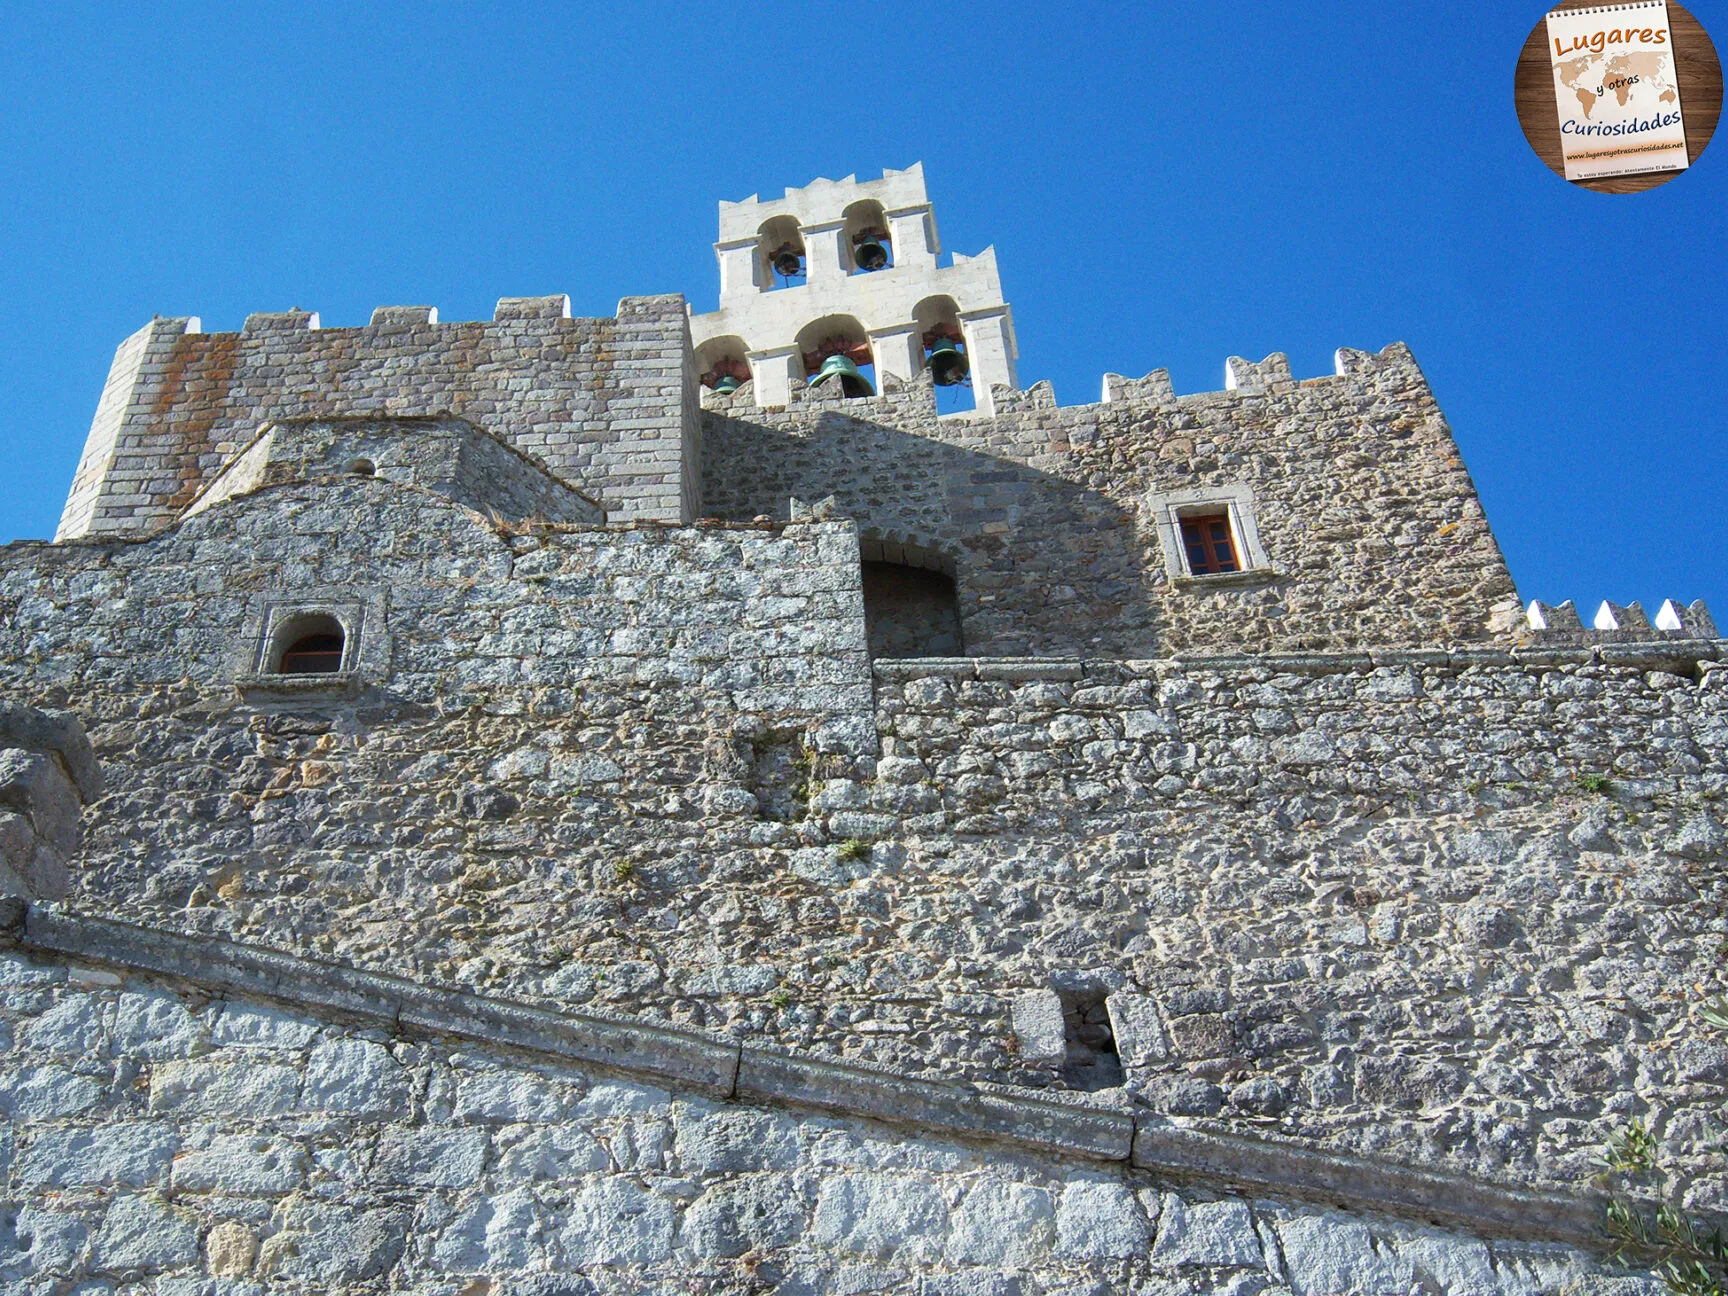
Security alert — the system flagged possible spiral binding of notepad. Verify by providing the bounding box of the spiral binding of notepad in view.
[1547,2,1666,15]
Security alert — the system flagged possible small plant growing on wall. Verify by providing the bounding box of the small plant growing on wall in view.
[1600,1117,1728,1296]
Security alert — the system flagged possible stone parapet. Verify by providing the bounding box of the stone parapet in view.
[57,294,698,537]
[702,341,1519,657]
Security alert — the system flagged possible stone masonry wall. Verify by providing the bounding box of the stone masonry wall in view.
[0,946,1659,1294]
[4,484,1726,1225]
[699,345,1519,658]
[0,706,101,903]
[57,294,696,538]
[187,417,603,528]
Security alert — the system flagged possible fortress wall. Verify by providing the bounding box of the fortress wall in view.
[0,945,1646,1293]
[700,344,1520,657]
[864,654,1728,1207]
[56,295,696,538]
[1,483,866,714]
[2,495,1724,1207]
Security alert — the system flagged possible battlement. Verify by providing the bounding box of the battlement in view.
[56,294,696,541]
[717,163,936,244]
[1525,597,1718,645]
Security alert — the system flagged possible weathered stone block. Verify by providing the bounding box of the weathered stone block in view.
[1010,990,1066,1065]
[1276,1214,1411,1295]
[111,989,204,1059]
[453,1066,576,1123]
[675,1104,801,1173]
[24,994,106,1056]
[371,1127,489,1187]
[0,1063,101,1119]
[210,1002,320,1049]
[947,1179,1056,1267]
[1055,1181,1152,1259]
[682,1174,808,1258]
[150,1059,299,1116]
[495,1124,611,1179]
[170,1134,307,1194]
[429,1188,541,1272]
[1149,1195,1262,1269]
[268,1200,411,1285]
[558,1178,675,1266]
[88,1195,199,1273]
[301,1038,413,1117]
[17,1122,177,1187]
[813,1174,949,1263]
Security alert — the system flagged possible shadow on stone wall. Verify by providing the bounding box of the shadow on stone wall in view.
[703,410,1160,658]
[0,704,103,900]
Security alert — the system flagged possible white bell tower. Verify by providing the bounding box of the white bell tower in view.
[689,163,1019,415]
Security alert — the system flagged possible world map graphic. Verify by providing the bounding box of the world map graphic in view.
[1554,49,1680,118]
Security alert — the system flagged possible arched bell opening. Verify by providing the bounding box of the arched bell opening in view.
[696,335,751,396]
[913,295,974,413]
[796,314,875,399]
[271,613,347,675]
[757,215,806,290]
[842,199,893,274]
[858,535,962,658]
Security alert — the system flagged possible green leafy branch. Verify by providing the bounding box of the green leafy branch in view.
[1607,1198,1728,1296]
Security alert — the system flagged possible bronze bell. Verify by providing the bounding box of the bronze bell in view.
[714,374,741,395]
[853,237,889,271]
[771,246,804,279]
[927,338,969,386]
[814,353,874,398]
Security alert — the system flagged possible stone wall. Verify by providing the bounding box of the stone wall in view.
[699,345,1520,658]
[4,490,1726,1212]
[0,943,1658,1294]
[0,706,101,902]
[185,417,603,528]
[7,469,1728,1237]
[56,294,696,538]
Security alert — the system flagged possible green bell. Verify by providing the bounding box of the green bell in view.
[927,338,969,386]
[814,354,874,398]
[853,238,888,271]
[714,374,741,395]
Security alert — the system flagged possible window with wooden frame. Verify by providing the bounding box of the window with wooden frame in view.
[1180,513,1240,575]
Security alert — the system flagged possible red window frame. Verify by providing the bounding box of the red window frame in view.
[1180,513,1240,575]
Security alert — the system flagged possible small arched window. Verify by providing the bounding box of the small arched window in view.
[275,614,346,674]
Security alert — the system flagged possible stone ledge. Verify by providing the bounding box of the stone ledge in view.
[872,642,1728,686]
[1170,569,1281,593]
[1132,1123,1601,1249]
[738,1047,1133,1162]
[2,901,1609,1249]
[234,671,362,700]
[15,904,737,1097]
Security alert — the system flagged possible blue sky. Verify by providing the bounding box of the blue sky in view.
[2,3,1723,613]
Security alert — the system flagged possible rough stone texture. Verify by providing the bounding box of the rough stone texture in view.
[58,295,696,537]
[702,344,1518,656]
[0,953,1654,1291]
[185,415,603,526]
[4,475,1727,1206]
[0,705,100,900]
